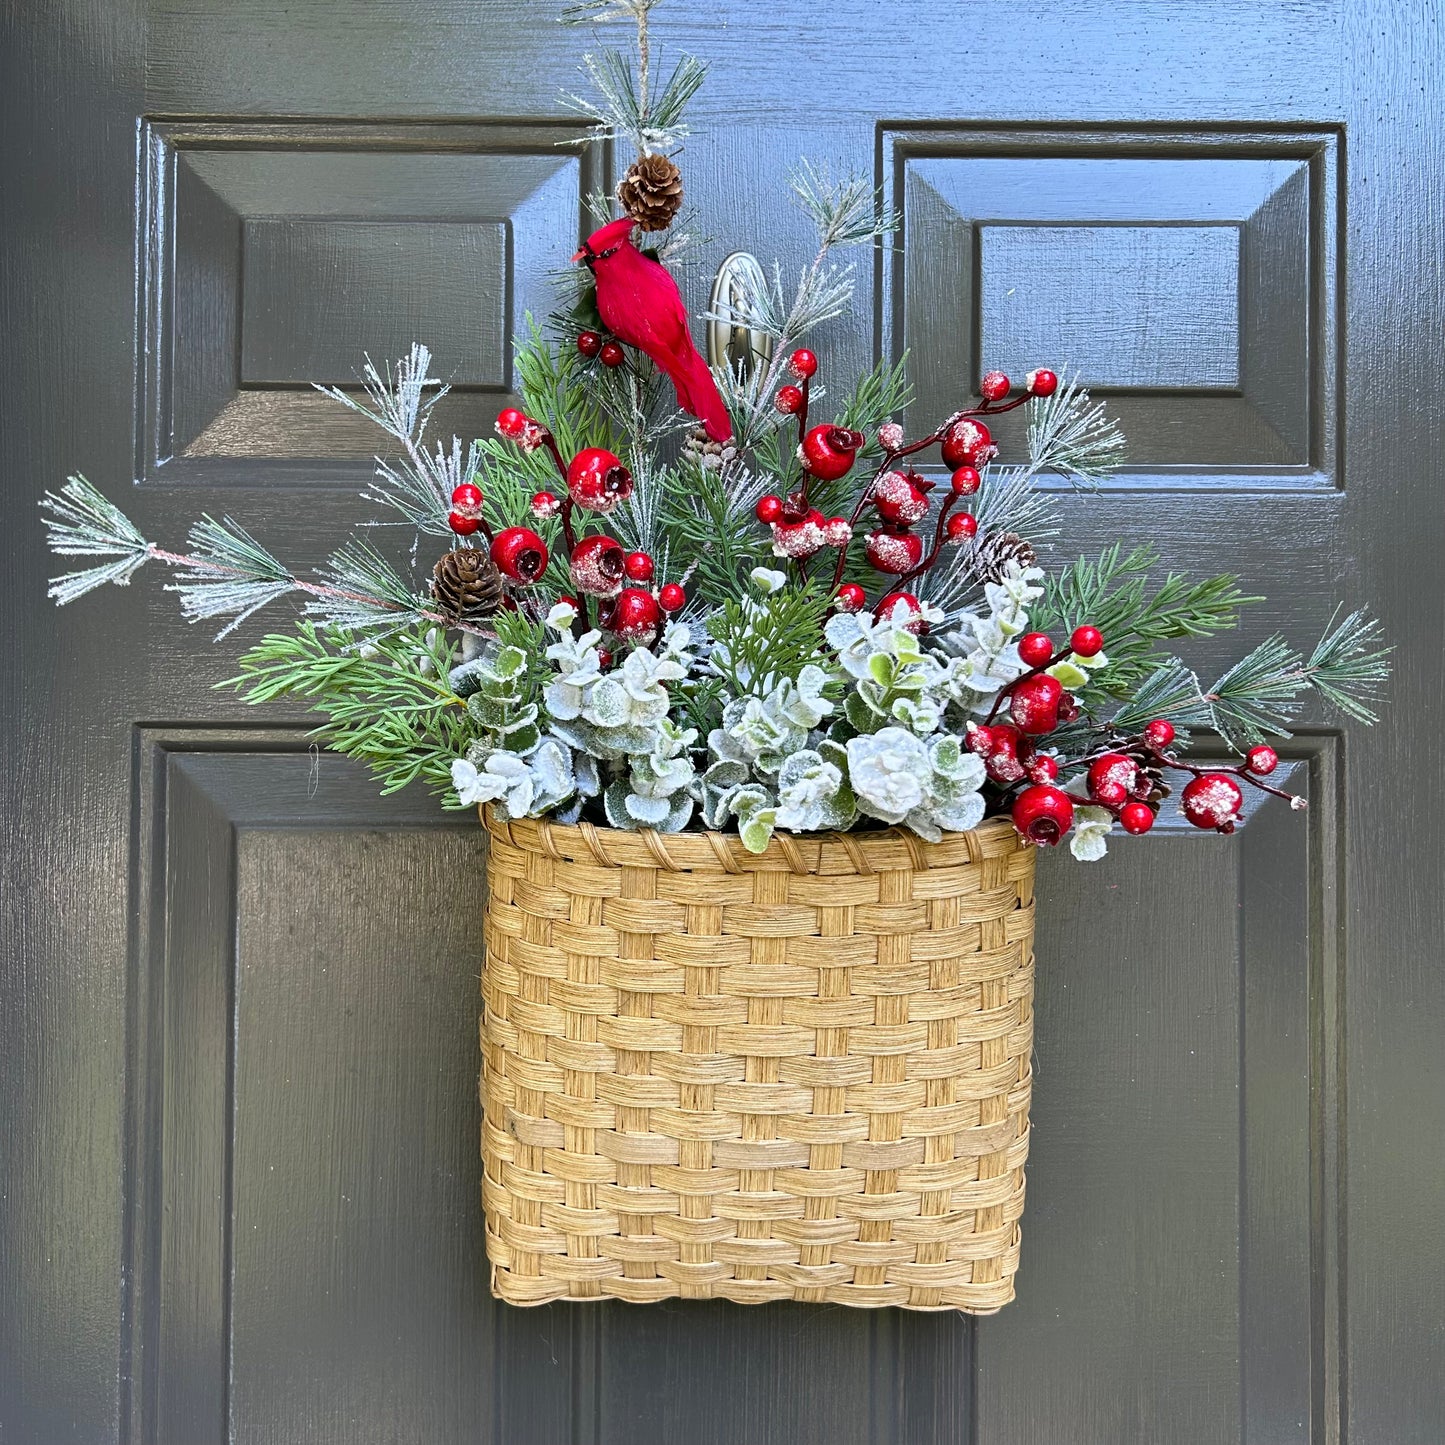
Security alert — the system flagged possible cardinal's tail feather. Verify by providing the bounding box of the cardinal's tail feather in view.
[669,348,733,443]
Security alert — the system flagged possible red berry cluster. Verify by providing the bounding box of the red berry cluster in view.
[753,359,1061,619]
[487,407,687,648]
[576,330,626,369]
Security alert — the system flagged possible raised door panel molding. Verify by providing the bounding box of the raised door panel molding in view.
[137,120,610,488]
[879,126,1341,490]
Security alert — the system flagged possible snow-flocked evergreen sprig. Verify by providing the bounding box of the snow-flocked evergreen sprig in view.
[40,475,152,603]
[1025,371,1127,486]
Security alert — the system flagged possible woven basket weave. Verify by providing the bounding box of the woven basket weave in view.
[479,807,1036,1313]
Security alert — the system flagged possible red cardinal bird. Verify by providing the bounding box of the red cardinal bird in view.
[574,217,732,442]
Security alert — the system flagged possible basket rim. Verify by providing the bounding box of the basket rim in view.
[481,805,1026,876]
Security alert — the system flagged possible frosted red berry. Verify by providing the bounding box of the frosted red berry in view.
[447,510,481,536]
[530,490,560,518]
[1087,752,1138,807]
[1017,632,1054,668]
[1070,624,1104,658]
[566,447,634,513]
[799,424,864,481]
[1181,773,1245,833]
[489,526,549,584]
[873,470,931,525]
[623,550,655,582]
[940,417,997,470]
[599,340,625,368]
[1009,673,1064,735]
[1143,718,1176,750]
[875,591,927,633]
[979,370,1011,402]
[864,527,924,574]
[451,481,483,510]
[965,722,994,758]
[601,586,663,641]
[950,465,981,496]
[834,582,867,613]
[577,330,603,358]
[984,723,1031,784]
[658,582,686,613]
[1026,754,1060,783]
[946,511,978,542]
[596,647,613,670]
[1026,368,1058,398]
[775,384,805,415]
[568,533,626,597]
[1012,784,1075,847]
[495,407,527,439]
[788,348,818,379]
[1119,801,1156,835]
[1245,745,1279,775]
[756,494,784,524]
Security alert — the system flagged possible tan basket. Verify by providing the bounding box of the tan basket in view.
[479,807,1036,1313]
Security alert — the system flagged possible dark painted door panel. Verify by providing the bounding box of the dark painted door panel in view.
[3,2,1441,1441]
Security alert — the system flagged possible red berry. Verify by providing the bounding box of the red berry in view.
[599,340,625,368]
[1027,368,1059,398]
[451,481,483,510]
[979,370,1011,402]
[600,586,663,641]
[1012,784,1075,847]
[577,330,603,358]
[596,647,613,670]
[448,510,481,536]
[1119,801,1156,835]
[756,494,784,524]
[983,723,1032,784]
[489,526,549,584]
[834,582,867,614]
[1143,719,1176,750]
[946,511,978,542]
[558,595,579,610]
[623,550,655,582]
[1070,624,1104,658]
[788,348,818,379]
[1246,745,1279,775]
[1181,773,1245,833]
[775,384,805,415]
[568,533,626,597]
[495,407,527,439]
[658,582,686,613]
[799,424,864,481]
[821,516,852,547]
[875,591,927,633]
[950,465,981,496]
[864,527,924,574]
[1009,674,1064,735]
[940,417,997,470]
[1087,753,1138,807]
[566,446,634,513]
[530,490,561,518]
[873,469,931,525]
[1017,632,1054,668]
[965,722,994,758]
[1026,754,1060,783]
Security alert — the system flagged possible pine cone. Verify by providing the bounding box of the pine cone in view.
[431,546,503,622]
[681,424,739,473]
[974,531,1038,584]
[618,154,684,232]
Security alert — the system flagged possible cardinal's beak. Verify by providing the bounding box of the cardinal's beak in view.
[572,246,587,263]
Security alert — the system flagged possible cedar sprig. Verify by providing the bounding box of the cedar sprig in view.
[657,456,769,602]
[226,622,472,799]
[706,583,835,695]
[1034,544,1258,694]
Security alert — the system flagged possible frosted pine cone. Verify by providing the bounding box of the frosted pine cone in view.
[618,154,684,232]
[974,531,1037,584]
[431,546,503,622]
[681,425,739,472]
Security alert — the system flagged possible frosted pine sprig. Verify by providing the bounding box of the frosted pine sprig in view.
[40,475,153,603]
[1027,372,1126,486]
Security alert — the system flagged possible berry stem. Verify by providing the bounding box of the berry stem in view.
[557,496,591,633]
[895,492,960,591]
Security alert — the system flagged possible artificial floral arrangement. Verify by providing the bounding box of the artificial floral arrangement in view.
[39,0,1391,1312]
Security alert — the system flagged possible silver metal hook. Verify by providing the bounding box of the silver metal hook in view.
[707,251,775,380]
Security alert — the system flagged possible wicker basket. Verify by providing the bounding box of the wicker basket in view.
[479,808,1036,1313]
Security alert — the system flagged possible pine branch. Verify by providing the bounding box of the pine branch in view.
[789,159,899,250]
[1027,373,1126,486]
[313,344,443,447]
[367,436,482,537]
[165,516,298,638]
[41,475,153,603]
[306,540,428,633]
[1104,657,1211,736]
